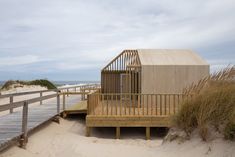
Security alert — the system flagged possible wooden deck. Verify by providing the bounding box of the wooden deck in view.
[86,93,192,139]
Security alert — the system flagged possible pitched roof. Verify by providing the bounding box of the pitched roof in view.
[137,49,208,65]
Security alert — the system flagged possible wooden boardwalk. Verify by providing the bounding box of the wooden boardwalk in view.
[0,95,80,151]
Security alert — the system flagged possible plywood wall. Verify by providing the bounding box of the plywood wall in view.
[141,65,209,94]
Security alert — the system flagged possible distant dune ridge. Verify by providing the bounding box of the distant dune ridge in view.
[0,79,57,91]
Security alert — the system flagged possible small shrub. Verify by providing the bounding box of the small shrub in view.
[29,79,57,89]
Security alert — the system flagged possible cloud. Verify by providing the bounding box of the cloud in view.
[0,0,234,80]
[0,55,40,66]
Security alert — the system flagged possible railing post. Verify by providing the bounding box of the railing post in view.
[81,87,83,100]
[40,92,42,105]
[20,101,28,148]
[67,89,69,97]
[63,93,65,110]
[9,96,13,113]
[57,92,60,114]
[87,94,90,115]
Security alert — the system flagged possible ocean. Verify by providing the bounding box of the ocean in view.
[52,81,100,86]
[0,80,100,87]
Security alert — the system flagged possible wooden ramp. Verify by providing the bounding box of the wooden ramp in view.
[63,100,87,117]
[0,95,80,151]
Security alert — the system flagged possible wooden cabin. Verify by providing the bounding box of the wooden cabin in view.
[101,49,209,95]
[86,49,209,139]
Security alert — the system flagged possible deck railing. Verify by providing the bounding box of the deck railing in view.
[88,93,192,116]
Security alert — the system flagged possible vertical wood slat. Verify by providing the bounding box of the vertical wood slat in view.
[147,95,149,115]
[173,95,175,114]
[142,95,145,115]
[156,95,158,115]
[138,94,140,115]
[164,95,167,115]
[115,94,117,115]
[133,94,136,115]
[169,95,171,115]
[120,93,122,115]
[151,94,153,115]
[106,95,108,115]
[101,94,104,115]
[111,94,113,115]
[129,93,131,115]
[124,94,127,115]
[178,94,180,112]
[160,95,162,115]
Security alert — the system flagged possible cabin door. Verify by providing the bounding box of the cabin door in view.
[120,74,130,100]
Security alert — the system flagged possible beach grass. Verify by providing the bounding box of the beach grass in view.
[173,66,235,141]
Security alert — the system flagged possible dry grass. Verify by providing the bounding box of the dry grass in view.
[174,66,235,141]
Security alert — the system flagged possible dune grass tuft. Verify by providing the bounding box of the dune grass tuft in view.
[1,79,57,90]
[174,66,235,141]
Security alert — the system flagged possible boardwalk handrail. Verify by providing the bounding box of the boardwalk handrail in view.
[0,93,57,112]
[0,83,100,113]
[88,93,193,116]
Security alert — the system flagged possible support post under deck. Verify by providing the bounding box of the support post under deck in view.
[116,127,120,139]
[146,127,150,140]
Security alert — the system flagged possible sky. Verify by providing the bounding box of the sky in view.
[0,0,235,81]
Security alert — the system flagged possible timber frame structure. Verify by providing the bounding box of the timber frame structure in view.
[86,49,210,139]
[101,50,141,94]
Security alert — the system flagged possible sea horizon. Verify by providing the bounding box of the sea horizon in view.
[0,80,100,86]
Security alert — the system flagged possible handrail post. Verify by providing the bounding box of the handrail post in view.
[9,96,13,113]
[87,94,90,115]
[63,93,65,110]
[40,92,42,105]
[20,101,28,148]
[57,92,60,114]
[67,89,69,97]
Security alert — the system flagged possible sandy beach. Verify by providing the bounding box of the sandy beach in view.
[0,115,234,157]
[0,85,235,157]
